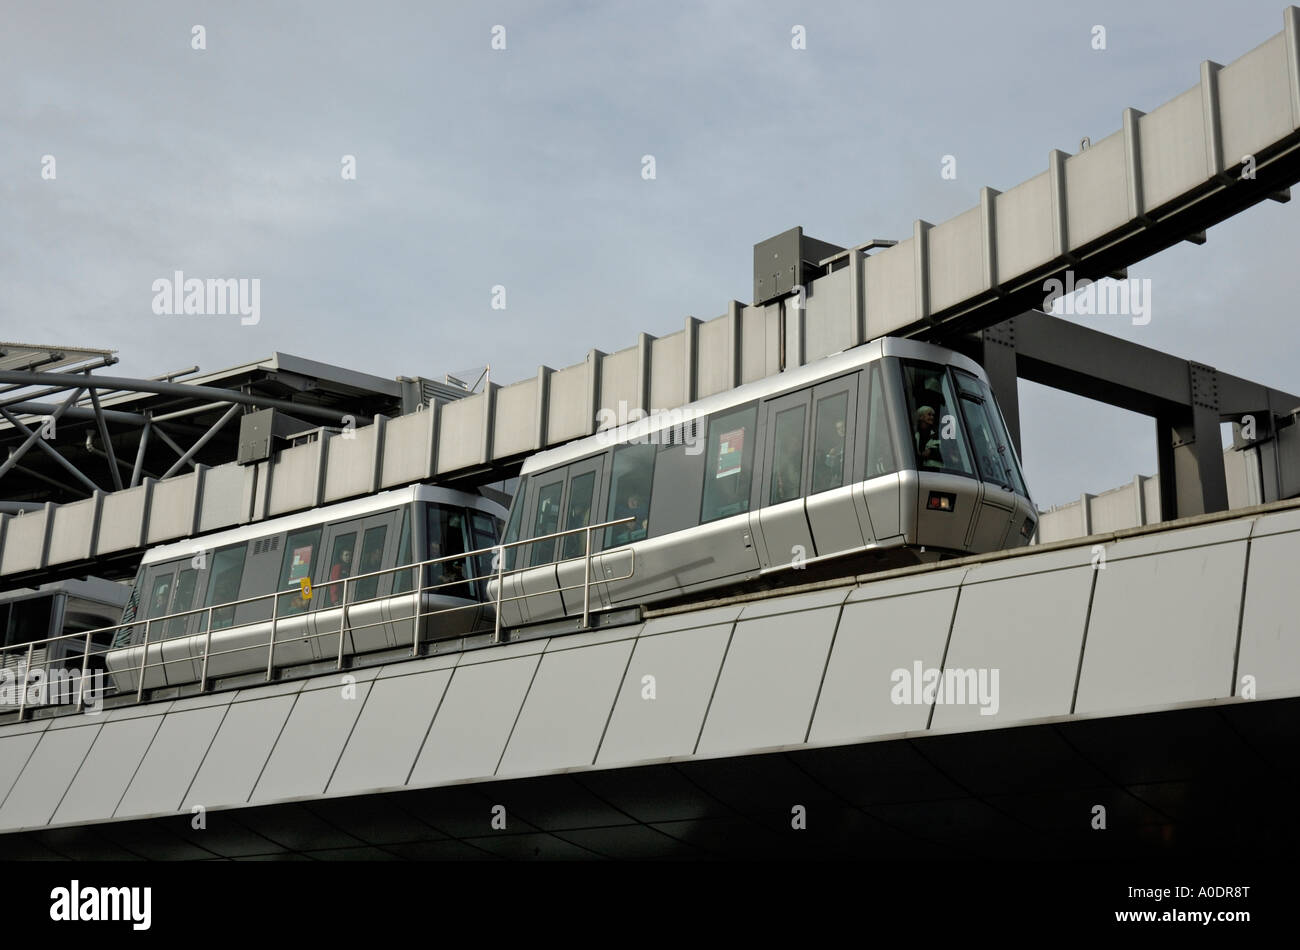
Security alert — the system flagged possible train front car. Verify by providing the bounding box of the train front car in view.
[886,339,1036,559]
[492,338,1034,631]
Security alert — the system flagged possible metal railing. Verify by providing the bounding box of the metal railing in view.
[0,517,636,719]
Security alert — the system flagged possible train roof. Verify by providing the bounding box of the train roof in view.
[138,483,507,566]
[522,337,986,475]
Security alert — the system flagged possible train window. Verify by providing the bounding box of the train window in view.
[956,373,1029,496]
[502,484,526,570]
[529,480,564,566]
[769,405,806,505]
[901,360,974,477]
[811,393,849,494]
[393,508,414,594]
[323,533,357,607]
[145,573,174,623]
[352,526,388,602]
[114,571,143,647]
[606,443,656,546]
[275,529,320,617]
[429,505,472,597]
[468,510,499,596]
[164,569,199,638]
[560,471,596,559]
[700,405,757,524]
[207,544,249,629]
[866,364,896,477]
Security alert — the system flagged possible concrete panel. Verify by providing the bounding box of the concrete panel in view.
[1139,85,1208,212]
[323,425,378,502]
[115,705,228,817]
[492,378,540,458]
[849,564,967,601]
[52,716,162,825]
[47,497,96,564]
[696,313,733,398]
[197,462,248,533]
[1065,130,1128,249]
[1076,542,1246,714]
[864,238,917,339]
[1142,476,1161,524]
[649,332,684,411]
[438,393,488,472]
[994,171,1053,285]
[696,607,838,756]
[1101,517,1252,561]
[499,640,633,775]
[1236,529,1300,699]
[597,623,731,765]
[328,668,452,794]
[600,347,640,413]
[738,587,851,620]
[267,442,321,516]
[1089,481,1139,534]
[640,607,740,635]
[1251,506,1300,538]
[147,471,199,544]
[1,508,46,574]
[548,361,593,444]
[408,654,541,785]
[0,732,42,807]
[0,723,100,829]
[379,409,434,488]
[809,588,957,744]
[928,204,986,314]
[740,305,773,384]
[252,681,372,802]
[1218,33,1294,174]
[183,694,296,809]
[803,266,853,362]
[932,567,1093,730]
[98,483,149,555]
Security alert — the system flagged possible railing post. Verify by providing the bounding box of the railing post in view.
[76,630,92,712]
[493,544,504,644]
[265,587,280,681]
[17,642,34,719]
[582,526,593,630]
[135,620,151,702]
[410,561,424,657]
[198,607,215,692]
[337,577,350,670]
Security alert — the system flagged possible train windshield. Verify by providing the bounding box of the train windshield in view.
[901,359,1028,496]
[952,370,1028,496]
[901,360,975,478]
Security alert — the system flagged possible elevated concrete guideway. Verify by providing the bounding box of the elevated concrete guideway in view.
[7,8,1300,585]
[1,496,1296,859]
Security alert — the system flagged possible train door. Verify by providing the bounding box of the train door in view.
[315,511,398,658]
[753,390,814,570]
[506,470,568,623]
[555,455,605,615]
[803,373,867,559]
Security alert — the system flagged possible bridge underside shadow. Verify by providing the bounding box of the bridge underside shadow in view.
[3,697,1295,861]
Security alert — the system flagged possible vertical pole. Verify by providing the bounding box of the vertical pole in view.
[135,620,151,702]
[17,643,33,719]
[581,526,592,630]
[199,607,214,691]
[265,587,280,681]
[493,545,504,644]
[337,578,350,669]
[411,561,423,657]
[76,630,92,711]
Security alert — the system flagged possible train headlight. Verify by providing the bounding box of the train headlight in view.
[926,492,956,512]
[1020,517,1035,540]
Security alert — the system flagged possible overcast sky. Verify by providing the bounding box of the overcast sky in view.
[4,0,1299,508]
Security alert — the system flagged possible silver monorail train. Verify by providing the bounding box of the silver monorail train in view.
[492,338,1035,628]
[105,485,507,691]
